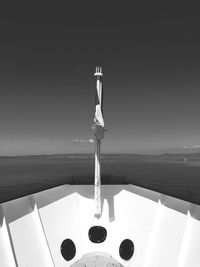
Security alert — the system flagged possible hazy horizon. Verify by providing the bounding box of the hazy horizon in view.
[1,147,200,157]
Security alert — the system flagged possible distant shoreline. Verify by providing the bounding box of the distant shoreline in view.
[0,153,200,160]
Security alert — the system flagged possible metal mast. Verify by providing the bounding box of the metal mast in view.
[93,66,104,217]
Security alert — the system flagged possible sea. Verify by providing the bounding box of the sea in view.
[0,154,200,204]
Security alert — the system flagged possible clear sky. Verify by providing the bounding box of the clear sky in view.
[1,4,200,155]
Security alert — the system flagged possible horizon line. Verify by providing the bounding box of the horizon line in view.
[0,152,199,158]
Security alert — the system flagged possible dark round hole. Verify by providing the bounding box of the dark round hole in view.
[60,239,76,261]
[119,239,134,260]
[88,226,107,243]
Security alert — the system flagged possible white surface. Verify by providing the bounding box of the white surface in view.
[177,209,200,267]
[2,196,54,267]
[143,200,187,267]
[0,206,17,267]
[1,184,200,267]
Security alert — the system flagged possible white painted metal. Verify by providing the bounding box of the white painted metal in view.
[0,205,17,267]
[1,184,200,266]
[177,207,200,267]
[143,199,187,267]
[94,139,101,216]
[35,185,83,267]
[36,184,200,267]
[2,195,54,267]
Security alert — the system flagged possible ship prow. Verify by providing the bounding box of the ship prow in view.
[1,183,200,267]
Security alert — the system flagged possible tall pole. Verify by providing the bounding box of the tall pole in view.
[93,66,104,217]
[94,139,101,216]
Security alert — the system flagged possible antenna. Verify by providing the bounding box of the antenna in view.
[93,66,104,218]
[94,66,103,77]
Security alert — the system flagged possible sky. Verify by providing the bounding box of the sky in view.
[0,3,200,155]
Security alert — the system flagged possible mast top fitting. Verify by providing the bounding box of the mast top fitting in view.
[94,66,103,76]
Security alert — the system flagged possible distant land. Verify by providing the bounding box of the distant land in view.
[0,153,200,161]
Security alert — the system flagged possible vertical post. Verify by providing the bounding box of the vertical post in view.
[94,139,101,216]
[93,66,104,218]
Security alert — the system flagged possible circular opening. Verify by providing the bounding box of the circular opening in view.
[119,239,134,260]
[88,226,107,243]
[61,239,76,261]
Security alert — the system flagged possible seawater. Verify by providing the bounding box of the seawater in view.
[0,157,200,204]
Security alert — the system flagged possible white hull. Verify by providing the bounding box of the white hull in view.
[1,184,200,267]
